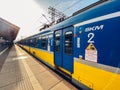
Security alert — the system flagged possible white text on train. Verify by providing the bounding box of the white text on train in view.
[85,25,104,32]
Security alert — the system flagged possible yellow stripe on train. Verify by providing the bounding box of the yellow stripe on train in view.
[72,60,120,90]
[24,46,55,67]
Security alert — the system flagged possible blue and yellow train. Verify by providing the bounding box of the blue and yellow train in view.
[17,0,120,89]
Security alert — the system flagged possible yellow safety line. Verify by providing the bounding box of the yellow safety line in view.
[22,60,43,90]
[16,45,43,90]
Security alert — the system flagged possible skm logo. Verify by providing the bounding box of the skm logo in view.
[85,25,104,32]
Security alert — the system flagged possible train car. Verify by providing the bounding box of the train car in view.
[18,0,120,90]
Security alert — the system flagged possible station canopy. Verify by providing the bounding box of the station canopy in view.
[0,18,20,41]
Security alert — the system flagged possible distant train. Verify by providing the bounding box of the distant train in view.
[17,0,120,90]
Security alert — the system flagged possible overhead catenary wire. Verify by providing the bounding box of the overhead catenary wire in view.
[42,14,51,23]
[62,0,83,13]
[37,0,62,23]
[52,0,64,8]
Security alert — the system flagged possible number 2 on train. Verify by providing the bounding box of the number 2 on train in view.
[87,33,94,43]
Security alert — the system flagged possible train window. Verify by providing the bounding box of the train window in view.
[34,37,38,47]
[30,39,32,46]
[41,36,46,49]
[55,33,60,52]
[26,40,28,45]
[64,31,73,55]
[30,39,34,47]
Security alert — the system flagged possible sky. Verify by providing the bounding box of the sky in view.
[0,0,99,41]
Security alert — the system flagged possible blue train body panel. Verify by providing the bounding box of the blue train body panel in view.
[74,15,120,68]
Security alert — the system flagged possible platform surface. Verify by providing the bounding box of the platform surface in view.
[0,45,78,90]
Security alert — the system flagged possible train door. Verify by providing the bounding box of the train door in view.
[62,27,73,73]
[54,27,74,73]
[54,30,63,66]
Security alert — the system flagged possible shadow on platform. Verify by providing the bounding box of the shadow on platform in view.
[0,47,11,71]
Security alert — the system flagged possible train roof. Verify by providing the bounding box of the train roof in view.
[21,0,120,40]
[49,0,119,30]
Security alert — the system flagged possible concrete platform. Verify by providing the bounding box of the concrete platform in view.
[0,45,78,90]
